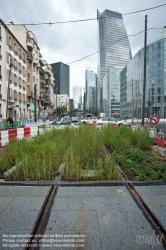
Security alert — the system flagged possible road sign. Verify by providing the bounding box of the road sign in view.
[40,110,48,119]
[150,115,160,125]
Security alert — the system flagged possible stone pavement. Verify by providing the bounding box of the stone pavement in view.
[0,184,166,250]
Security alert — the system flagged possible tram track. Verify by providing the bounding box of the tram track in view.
[25,184,58,250]
[21,145,166,249]
[104,145,166,244]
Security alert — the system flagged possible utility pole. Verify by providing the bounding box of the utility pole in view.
[56,87,58,119]
[131,78,134,118]
[141,15,147,125]
[34,84,37,122]
[83,88,86,118]
[6,62,13,119]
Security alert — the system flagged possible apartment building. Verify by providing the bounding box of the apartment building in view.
[0,19,27,120]
[56,94,70,112]
[0,20,55,120]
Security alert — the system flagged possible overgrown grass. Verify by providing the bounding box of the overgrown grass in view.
[1,128,70,180]
[101,125,166,181]
[0,125,165,181]
[63,126,120,181]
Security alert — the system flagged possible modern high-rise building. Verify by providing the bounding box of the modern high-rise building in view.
[51,62,70,97]
[72,86,82,110]
[120,37,166,119]
[103,66,123,117]
[85,70,97,114]
[97,9,131,113]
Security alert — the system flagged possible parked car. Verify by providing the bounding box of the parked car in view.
[80,116,97,125]
[52,117,71,125]
[96,117,131,127]
[96,117,117,126]
[71,117,79,124]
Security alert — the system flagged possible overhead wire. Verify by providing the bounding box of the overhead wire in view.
[5,3,166,26]
[67,28,156,64]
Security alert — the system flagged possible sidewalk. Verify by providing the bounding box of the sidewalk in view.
[0,183,165,250]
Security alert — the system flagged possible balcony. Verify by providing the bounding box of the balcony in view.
[39,57,44,66]
[27,91,33,97]
[27,52,33,61]
[37,63,41,69]
[45,79,51,84]
[27,42,33,50]
[33,57,38,65]
[44,69,51,76]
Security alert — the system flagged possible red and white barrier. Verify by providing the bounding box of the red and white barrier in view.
[0,127,38,147]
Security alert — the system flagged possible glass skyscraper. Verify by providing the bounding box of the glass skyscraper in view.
[103,66,123,117]
[51,62,70,96]
[97,9,131,112]
[85,70,97,114]
[73,86,82,110]
[120,37,166,119]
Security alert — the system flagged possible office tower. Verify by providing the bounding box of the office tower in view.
[97,9,131,112]
[51,62,70,96]
[120,37,166,119]
[85,70,97,114]
[73,86,82,110]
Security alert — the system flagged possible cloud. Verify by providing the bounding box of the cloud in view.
[1,0,166,96]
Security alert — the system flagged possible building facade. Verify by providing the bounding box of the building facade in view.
[55,94,70,112]
[85,70,97,114]
[72,86,82,110]
[0,20,27,120]
[0,19,54,121]
[97,9,131,112]
[51,62,70,97]
[103,66,123,117]
[120,37,166,119]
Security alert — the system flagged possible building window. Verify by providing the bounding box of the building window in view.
[28,72,30,79]
[19,48,21,58]
[14,43,17,53]
[33,76,35,83]
[164,51,166,59]
[8,37,11,47]
[8,54,12,64]
[23,53,25,63]
[158,79,160,86]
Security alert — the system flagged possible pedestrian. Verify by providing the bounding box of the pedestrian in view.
[7,116,13,128]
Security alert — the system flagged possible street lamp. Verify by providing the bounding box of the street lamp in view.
[6,62,13,119]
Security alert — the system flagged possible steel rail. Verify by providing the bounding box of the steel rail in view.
[104,145,166,244]
[25,184,57,250]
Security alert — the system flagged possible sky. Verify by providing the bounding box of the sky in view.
[1,0,166,98]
